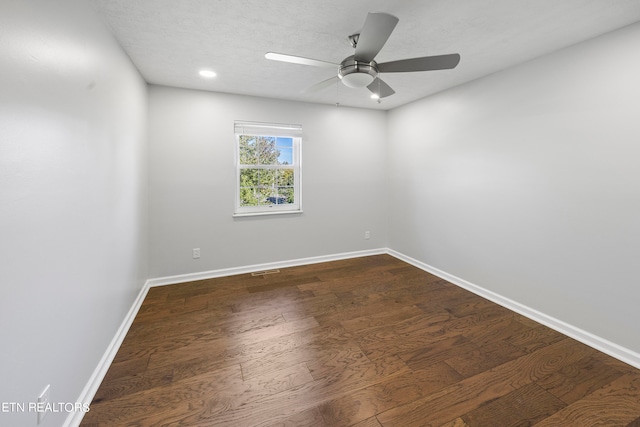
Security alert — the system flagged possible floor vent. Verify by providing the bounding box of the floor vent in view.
[251,269,281,276]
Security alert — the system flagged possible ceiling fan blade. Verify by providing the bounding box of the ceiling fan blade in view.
[354,12,399,62]
[303,76,339,93]
[378,53,461,73]
[265,52,338,69]
[367,77,395,98]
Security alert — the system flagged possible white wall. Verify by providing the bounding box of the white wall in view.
[148,86,387,278]
[388,23,640,353]
[0,1,148,426]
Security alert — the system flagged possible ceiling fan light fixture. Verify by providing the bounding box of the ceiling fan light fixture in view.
[340,72,375,88]
[338,56,378,88]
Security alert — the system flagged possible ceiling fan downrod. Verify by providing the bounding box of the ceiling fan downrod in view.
[348,33,360,48]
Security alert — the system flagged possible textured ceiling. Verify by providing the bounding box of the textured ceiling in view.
[91,0,640,110]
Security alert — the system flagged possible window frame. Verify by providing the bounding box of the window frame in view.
[233,121,303,217]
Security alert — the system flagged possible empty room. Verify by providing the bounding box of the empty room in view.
[2,0,640,426]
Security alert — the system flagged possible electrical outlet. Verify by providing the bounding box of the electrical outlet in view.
[192,248,200,259]
[364,230,370,240]
[37,384,50,425]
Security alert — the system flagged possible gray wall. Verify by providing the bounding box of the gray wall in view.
[388,23,640,353]
[148,86,387,278]
[0,1,148,426]
[2,5,639,426]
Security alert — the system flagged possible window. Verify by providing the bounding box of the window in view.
[234,121,302,216]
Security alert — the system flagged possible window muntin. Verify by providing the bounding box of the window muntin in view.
[234,121,302,216]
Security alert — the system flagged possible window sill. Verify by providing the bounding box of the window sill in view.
[233,209,303,218]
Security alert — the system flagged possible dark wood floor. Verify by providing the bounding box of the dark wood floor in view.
[81,255,640,426]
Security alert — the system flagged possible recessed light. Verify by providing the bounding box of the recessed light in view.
[199,70,217,78]
[370,93,380,100]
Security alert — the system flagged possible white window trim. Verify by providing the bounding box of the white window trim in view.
[233,121,303,217]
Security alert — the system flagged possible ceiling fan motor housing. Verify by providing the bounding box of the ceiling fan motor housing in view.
[339,55,378,88]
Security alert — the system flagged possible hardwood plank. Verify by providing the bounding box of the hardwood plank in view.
[85,363,314,427]
[445,344,519,379]
[91,364,173,403]
[247,275,323,293]
[591,350,640,376]
[264,407,328,427]
[339,305,426,333]
[534,374,640,426]
[462,315,533,349]
[318,362,462,426]
[82,364,243,425]
[125,310,288,350]
[223,323,352,369]
[398,335,479,371]
[627,416,640,427]
[439,294,497,318]
[418,307,514,342]
[229,288,316,315]
[280,292,342,321]
[355,311,454,353]
[506,323,566,353]
[314,297,418,326]
[376,338,591,427]
[145,316,320,369]
[100,354,149,383]
[536,355,625,404]
[440,418,470,427]
[461,382,566,426]
[241,344,364,380]
[352,416,383,427]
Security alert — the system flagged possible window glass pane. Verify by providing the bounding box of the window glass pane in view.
[278,187,294,204]
[276,137,293,165]
[266,194,285,205]
[276,169,294,186]
[239,136,258,165]
[240,168,259,187]
[240,187,260,206]
[257,187,273,206]
[259,169,276,187]
[277,148,292,165]
[256,136,279,165]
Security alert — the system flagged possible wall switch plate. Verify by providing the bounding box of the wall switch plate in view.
[193,248,201,259]
[364,231,370,240]
[37,384,50,425]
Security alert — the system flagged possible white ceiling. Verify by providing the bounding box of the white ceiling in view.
[91,0,640,110]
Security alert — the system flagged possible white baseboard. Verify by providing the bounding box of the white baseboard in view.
[63,283,151,427]
[387,249,640,370]
[146,248,387,287]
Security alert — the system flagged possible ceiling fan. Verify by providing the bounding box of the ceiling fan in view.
[265,12,460,100]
